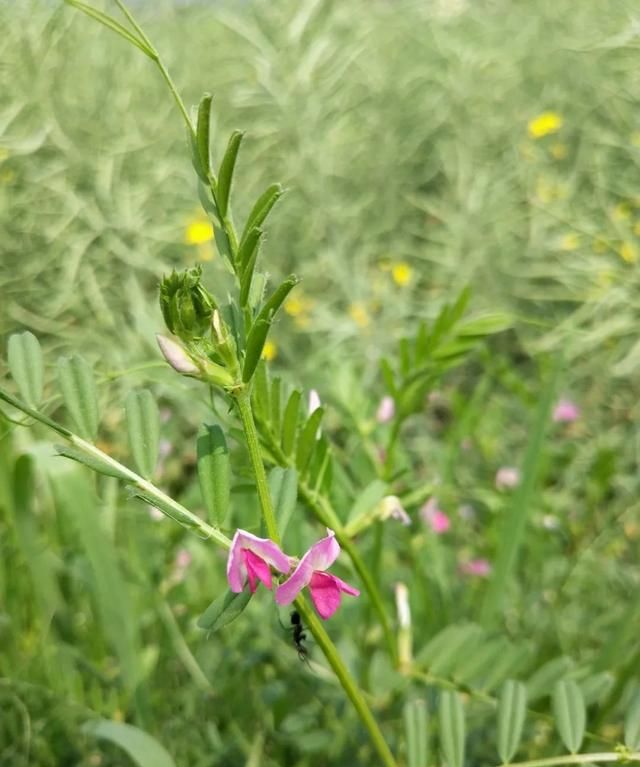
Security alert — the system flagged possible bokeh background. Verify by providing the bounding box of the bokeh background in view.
[2,0,640,765]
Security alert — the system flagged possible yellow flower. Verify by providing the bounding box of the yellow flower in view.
[185,216,214,245]
[348,302,370,329]
[612,202,632,222]
[391,261,413,287]
[558,233,580,252]
[284,291,314,317]
[619,242,638,264]
[262,340,277,361]
[0,147,9,162]
[528,112,563,139]
[550,143,568,160]
[596,269,614,288]
[631,132,640,148]
[633,221,640,237]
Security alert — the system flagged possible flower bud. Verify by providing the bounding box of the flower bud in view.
[156,334,199,375]
[159,266,216,342]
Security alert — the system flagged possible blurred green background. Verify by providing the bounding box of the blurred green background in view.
[1,0,640,765]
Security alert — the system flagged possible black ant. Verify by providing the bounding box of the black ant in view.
[290,610,309,663]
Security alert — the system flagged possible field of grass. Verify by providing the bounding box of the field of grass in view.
[1,1,640,765]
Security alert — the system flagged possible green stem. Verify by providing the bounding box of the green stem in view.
[113,0,193,133]
[234,387,280,543]
[294,597,398,767]
[253,411,397,663]
[499,753,640,767]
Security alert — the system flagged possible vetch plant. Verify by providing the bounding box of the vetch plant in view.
[2,1,640,766]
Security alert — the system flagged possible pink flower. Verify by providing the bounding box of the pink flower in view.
[460,558,491,577]
[227,530,291,594]
[495,466,521,490]
[275,529,360,619]
[553,399,580,423]
[156,334,199,375]
[376,396,395,424]
[420,498,450,534]
[175,548,192,571]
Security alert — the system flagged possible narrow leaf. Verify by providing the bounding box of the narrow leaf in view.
[8,331,43,408]
[553,679,586,753]
[82,720,176,767]
[281,390,301,456]
[269,466,297,538]
[256,275,300,326]
[57,355,100,439]
[197,589,252,632]
[238,226,263,273]
[125,389,160,479]
[457,313,512,337]
[197,424,230,526]
[65,1,154,58]
[439,691,465,767]
[296,407,324,473]
[252,362,270,422]
[239,230,264,307]
[242,318,271,383]
[196,93,212,176]
[625,687,640,750]
[55,444,130,481]
[217,130,244,218]
[240,183,283,247]
[270,377,282,433]
[497,680,527,764]
[404,698,429,767]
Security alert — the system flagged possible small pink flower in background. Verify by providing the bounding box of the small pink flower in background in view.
[175,548,192,571]
[495,466,521,491]
[382,496,411,525]
[460,558,492,577]
[376,395,395,424]
[276,529,360,619]
[227,530,291,595]
[420,498,450,534]
[553,398,580,423]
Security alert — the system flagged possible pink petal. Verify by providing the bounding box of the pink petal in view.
[330,574,360,597]
[226,529,291,593]
[243,548,273,593]
[275,556,315,605]
[305,528,340,571]
[156,334,199,375]
[309,571,343,619]
[553,399,580,423]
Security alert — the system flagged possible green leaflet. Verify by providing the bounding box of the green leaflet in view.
[439,691,465,767]
[7,331,43,408]
[553,679,586,753]
[125,389,160,479]
[82,720,176,767]
[57,354,100,440]
[197,589,252,632]
[497,680,527,764]
[217,130,244,218]
[197,424,231,526]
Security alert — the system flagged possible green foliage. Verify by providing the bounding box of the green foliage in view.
[7,331,43,408]
[553,680,586,754]
[497,681,527,764]
[197,423,231,526]
[125,389,160,479]
[57,354,100,439]
[438,691,465,767]
[197,589,252,633]
[82,720,177,767]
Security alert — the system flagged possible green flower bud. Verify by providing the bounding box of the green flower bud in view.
[159,266,216,342]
